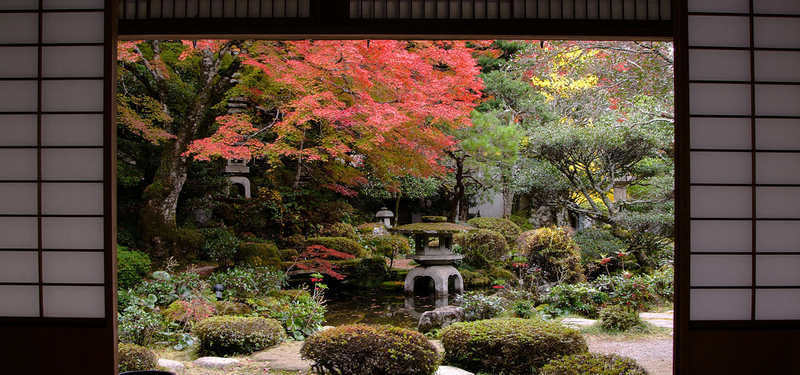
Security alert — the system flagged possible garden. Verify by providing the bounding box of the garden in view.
[116,39,674,374]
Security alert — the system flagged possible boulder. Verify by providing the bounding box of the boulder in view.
[192,357,240,368]
[418,306,464,333]
[158,358,185,371]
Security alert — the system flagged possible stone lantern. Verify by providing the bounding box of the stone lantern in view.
[375,206,394,228]
[391,216,477,296]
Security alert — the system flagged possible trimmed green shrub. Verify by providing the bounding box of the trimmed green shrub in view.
[441,318,587,374]
[200,226,242,266]
[209,267,287,301]
[118,343,158,372]
[194,316,285,356]
[301,324,439,375]
[454,229,508,269]
[599,305,642,332]
[356,222,386,235]
[363,234,411,266]
[322,222,360,240]
[453,291,507,321]
[305,236,365,257]
[540,353,649,375]
[467,217,523,245]
[163,298,215,329]
[117,249,152,290]
[518,226,584,283]
[236,242,283,268]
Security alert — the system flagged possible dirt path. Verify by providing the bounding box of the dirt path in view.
[587,337,672,375]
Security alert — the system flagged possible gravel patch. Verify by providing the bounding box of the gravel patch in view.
[586,337,673,375]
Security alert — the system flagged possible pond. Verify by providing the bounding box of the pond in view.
[322,289,455,330]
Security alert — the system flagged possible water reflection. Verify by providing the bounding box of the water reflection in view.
[323,290,454,330]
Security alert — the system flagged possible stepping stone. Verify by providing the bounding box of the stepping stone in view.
[158,358,185,371]
[561,318,597,327]
[193,357,240,367]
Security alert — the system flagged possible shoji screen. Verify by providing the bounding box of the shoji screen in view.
[681,0,800,372]
[0,0,115,374]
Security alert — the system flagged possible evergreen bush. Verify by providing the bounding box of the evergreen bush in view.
[453,291,507,321]
[467,217,523,245]
[539,353,649,375]
[194,316,285,356]
[518,226,584,283]
[441,318,587,374]
[235,242,283,268]
[301,324,439,375]
[117,249,152,290]
[322,222,360,240]
[209,267,287,301]
[118,343,158,372]
[454,229,508,269]
[599,305,642,332]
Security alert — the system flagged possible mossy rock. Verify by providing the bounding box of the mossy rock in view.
[214,300,252,316]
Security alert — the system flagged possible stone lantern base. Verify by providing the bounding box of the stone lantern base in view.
[404,265,464,296]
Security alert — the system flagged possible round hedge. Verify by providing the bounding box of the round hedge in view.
[518,226,585,283]
[301,324,439,375]
[118,343,158,373]
[599,305,642,332]
[454,229,508,269]
[441,318,587,374]
[194,315,285,356]
[467,217,522,245]
[539,353,649,375]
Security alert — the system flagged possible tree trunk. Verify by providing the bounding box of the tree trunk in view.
[448,156,465,222]
[501,181,513,220]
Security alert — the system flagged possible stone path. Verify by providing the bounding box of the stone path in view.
[561,311,674,329]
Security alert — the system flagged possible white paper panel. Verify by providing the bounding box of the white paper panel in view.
[41,183,103,215]
[42,285,104,318]
[42,114,104,147]
[0,251,39,282]
[42,251,104,284]
[756,221,800,252]
[690,83,751,116]
[755,0,800,15]
[755,51,800,83]
[690,117,751,150]
[757,187,800,218]
[754,17,800,48]
[42,12,104,44]
[756,255,800,286]
[0,183,38,215]
[690,152,751,184]
[42,80,104,112]
[0,81,38,112]
[688,16,750,48]
[43,0,104,9]
[0,47,38,78]
[689,49,750,82]
[41,148,103,181]
[691,220,751,253]
[690,186,752,218]
[755,85,800,117]
[688,0,748,13]
[42,46,104,78]
[0,217,38,249]
[0,149,38,181]
[691,289,752,320]
[41,217,104,249]
[0,286,39,317]
[0,13,39,44]
[0,115,38,147]
[691,255,752,286]
[756,153,800,184]
[756,289,800,320]
[0,0,39,10]
[756,119,800,150]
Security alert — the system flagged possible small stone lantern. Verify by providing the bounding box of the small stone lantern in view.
[391,216,477,295]
[375,206,394,228]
